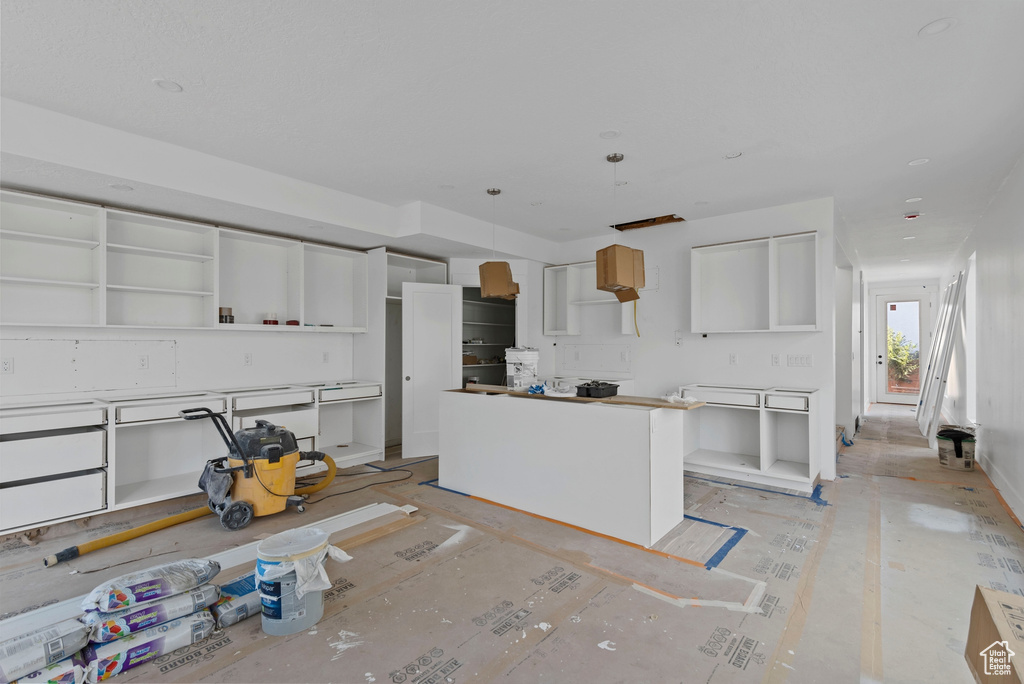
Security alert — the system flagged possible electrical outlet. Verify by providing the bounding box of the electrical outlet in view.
[322,351,329,363]
[137,355,149,370]
[729,353,737,366]
[243,352,253,367]
[771,353,780,367]
[1,358,12,374]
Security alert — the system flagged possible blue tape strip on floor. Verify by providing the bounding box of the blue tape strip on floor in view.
[686,475,830,507]
[418,478,469,496]
[683,514,748,570]
[365,456,439,472]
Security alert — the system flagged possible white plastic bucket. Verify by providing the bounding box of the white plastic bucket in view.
[256,529,329,635]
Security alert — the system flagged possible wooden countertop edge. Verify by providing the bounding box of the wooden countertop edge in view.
[454,384,705,410]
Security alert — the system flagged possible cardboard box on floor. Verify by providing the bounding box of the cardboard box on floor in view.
[596,245,644,302]
[965,585,1024,683]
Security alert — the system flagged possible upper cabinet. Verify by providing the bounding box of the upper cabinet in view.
[0,191,105,326]
[543,261,618,336]
[691,231,818,334]
[386,253,447,299]
[106,210,217,328]
[0,190,369,332]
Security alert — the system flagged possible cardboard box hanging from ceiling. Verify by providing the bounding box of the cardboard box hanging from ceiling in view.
[596,245,645,302]
[479,261,519,300]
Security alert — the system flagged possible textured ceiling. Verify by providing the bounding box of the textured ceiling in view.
[2,0,1023,279]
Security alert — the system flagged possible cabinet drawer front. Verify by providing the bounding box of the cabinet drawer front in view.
[233,390,315,411]
[1,405,106,434]
[318,385,381,402]
[1,428,105,482]
[233,409,318,440]
[1,470,106,531]
[116,397,226,423]
[683,389,760,407]
[765,394,809,411]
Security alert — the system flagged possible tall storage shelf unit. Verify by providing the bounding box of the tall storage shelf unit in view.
[462,287,515,386]
[691,232,818,333]
[0,190,105,326]
[680,384,820,492]
[106,210,217,328]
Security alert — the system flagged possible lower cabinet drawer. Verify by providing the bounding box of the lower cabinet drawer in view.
[233,408,318,440]
[765,394,809,411]
[0,428,105,482]
[317,385,382,402]
[1,470,106,531]
[682,388,760,407]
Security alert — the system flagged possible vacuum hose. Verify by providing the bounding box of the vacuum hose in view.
[43,455,337,568]
[296,454,336,495]
[43,506,212,567]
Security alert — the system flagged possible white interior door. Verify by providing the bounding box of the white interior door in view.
[875,294,930,405]
[402,283,462,458]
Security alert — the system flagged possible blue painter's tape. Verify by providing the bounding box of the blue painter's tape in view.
[365,456,439,471]
[418,478,470,497]
[704,528,747,570]
[683,514,749,570]
[685,475,830,507]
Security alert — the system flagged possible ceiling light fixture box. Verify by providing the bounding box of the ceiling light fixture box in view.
[479,261,519,300]
[596,245,645,302]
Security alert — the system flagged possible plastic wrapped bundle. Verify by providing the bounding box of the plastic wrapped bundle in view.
[81,559,220,613]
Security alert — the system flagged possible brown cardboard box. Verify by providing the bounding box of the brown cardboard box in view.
[597,245,644,302]
[965,585,1024,682]
[462,354,478,365]
[479,261,519,299]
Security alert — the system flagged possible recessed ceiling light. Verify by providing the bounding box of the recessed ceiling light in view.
[694,200,709,206]
[599,130,621,139]
[903,236,916,240]
[918,17,956,37]
[904,213,921,220]
[153,79,183,92]
[438,184,455,190]
[908,158,930,166]
[559,227,570,232]
[109,183,134,191]
[530,201,544,207]
[724,152,743,159]
[900,258,911,262]
[905,197,923,203]
[615,180,628,186]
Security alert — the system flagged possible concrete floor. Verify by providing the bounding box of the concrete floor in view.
[1,403,1021,682]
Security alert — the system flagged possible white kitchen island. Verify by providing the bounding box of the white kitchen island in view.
[438,386,701,547]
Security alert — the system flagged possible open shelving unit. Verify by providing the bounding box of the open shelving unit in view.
[0,190,105,326]
[462,286,515,386]
[691,232,818,333]
[680,384,820,491]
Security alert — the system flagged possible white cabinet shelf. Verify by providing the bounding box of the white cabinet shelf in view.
[691,232,818,334]
[681,384,819,491]
[543,261,631,336]
[1,191,105,326]
[1,191,372,333]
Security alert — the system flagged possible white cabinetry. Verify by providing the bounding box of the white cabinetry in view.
[691,232,818,333]
[105,210,217,327]
[302,381,383,469]
[386,253,447,299]
[462,287,515,386]
[543,261,636,336]
[680,384,819,492]
[0,190,369,333]
[0,400,109,531]
[0,191,105,326]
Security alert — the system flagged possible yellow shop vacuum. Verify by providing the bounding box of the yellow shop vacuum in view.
[181,407,336,530]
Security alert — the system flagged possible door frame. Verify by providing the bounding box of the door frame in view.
[871,286,936,405]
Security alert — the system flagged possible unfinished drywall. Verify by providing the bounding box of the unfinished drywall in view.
[939,154,1024,520]
[546,198,838,481]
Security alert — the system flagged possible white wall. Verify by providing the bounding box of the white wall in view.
[940,155,1024,518]
[546,198,838,480]
[835,263,854,440]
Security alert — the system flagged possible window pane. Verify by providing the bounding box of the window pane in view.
[887,301,920,394]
